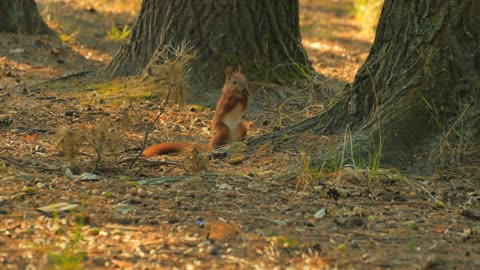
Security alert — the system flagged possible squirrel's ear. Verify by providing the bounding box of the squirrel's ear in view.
[226,66,233,77]
[237,66,242,73]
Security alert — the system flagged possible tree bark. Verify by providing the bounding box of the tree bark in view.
[105,0,313,104]
[0,0,52,34]
[251,0,480,169]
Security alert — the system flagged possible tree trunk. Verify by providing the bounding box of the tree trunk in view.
[105,0,313,104]
[0,0,52,34]
[252,0,480,170]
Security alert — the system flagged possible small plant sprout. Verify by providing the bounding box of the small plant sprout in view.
[106,24,131,41]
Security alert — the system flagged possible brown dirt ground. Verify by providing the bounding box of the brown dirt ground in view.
[1,0,480,269]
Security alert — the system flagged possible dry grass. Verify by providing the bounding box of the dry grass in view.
[142,41,197,107]
[56,112,132,165]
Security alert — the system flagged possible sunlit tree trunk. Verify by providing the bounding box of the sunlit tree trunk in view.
[105,0,313,103]
[252,0,480,170]
[0,0,52,34]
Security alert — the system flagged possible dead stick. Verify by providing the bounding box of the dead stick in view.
[129,89,171,169]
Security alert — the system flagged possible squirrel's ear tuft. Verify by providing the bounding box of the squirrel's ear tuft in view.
[226,66,233,77]
[237,66,242,73]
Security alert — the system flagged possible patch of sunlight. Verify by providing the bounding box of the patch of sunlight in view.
[302,39,346,55]
[69,44,111,63]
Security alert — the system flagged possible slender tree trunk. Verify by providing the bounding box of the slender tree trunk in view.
[0,0,52,34]
[252,0,480,170]
[105,0,313,104]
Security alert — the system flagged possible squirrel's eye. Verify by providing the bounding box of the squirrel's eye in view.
[232,81,236,85]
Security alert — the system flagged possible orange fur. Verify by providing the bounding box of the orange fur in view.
[143,66,249,156]
[143,142,190,156]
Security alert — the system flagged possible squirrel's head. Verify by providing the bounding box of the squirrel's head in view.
[224,66,248,94]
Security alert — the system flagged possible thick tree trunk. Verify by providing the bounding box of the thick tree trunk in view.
[105,0,313,104]
[0,0,52,34]
[252,0,480,169]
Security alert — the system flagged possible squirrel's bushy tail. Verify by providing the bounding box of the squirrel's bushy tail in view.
[143,142,190,156]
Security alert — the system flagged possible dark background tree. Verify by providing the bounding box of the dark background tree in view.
[252,0,480,171]
[106,0,314,104]
[0,0,52,34]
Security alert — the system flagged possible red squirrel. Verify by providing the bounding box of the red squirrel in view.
[143,66,249,157]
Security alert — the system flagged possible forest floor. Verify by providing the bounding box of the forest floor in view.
[1,0,480,269]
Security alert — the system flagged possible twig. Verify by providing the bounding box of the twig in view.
[125,92,143,123]
[404,177,437,201]
[118,157,182,167]
[129,89,171,168]
[0,156,58,172]
[358,201,437,208]
[30,70,94,88]
[138,176,189,185]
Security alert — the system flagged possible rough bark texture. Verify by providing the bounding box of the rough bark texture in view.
[252,0,480,169]
[0,0,52,34]
[105,0,312,104]
[350,0,480,157]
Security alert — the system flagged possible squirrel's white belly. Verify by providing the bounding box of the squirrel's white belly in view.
[223,104,243,141]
